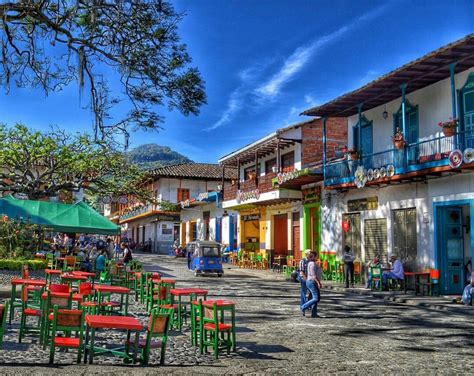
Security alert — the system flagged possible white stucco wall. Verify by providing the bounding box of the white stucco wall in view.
[158,178,220,203]
[347,68,474,152]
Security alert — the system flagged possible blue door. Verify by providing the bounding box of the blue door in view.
[437,207,464,294]
[460,73,474,148]
[215,217,222,243]
[353,115,373,169]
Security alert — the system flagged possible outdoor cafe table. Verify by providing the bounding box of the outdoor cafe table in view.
[170,288,208,331]
[94,284,130,315]
[44,269,63,285]
[9,278,46,324]
[71,271,97,285]
[404,271,431,295]
[83,315,143,364]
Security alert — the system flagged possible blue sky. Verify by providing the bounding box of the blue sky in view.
[0,0,473,162]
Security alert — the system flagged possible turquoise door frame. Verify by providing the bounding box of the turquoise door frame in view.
[433,199,474,294]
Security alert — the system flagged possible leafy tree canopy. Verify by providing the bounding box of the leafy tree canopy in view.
[0,0,206,144]
[0,123,153,202]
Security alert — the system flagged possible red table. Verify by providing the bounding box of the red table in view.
[171,288,208,331]
[94,285,130,315]
[9,278,47,324]
[44,269,63,285]
[84,315,143,364]
[72,271,96,278]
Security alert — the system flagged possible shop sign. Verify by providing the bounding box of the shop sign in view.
[277,169,302,185]
[156,214,180,222]
[347,197,378,212]
[242,214,260,222]
[198,192,209,201]
[180,198,197,208]
[302,186,321,203]
[236,189,260,203]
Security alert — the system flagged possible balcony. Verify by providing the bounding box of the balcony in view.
[325,130,474,188]
[119,203,157,223]
[223,173,277,201]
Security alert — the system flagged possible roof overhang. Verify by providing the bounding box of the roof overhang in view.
[219,123,307,167]
[302,34,474,118]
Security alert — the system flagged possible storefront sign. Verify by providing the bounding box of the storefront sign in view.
[302,186,321,203]
[180,198,197,208]
[277,169,302,185]
[242,214,260,222]
[156,214,180,222]
[236,189,260,203]
[347,197,378,212]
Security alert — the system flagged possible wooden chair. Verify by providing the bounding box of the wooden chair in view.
[200,301,233,359]
[129,310,171,365]
[41,290,73,349]
[353,260,362,284]
[19,286,43,343]
[49,305,84,364]
[63,256,76,272]
[370,266,382,291]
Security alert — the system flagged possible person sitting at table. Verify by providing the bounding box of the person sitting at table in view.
[365,255,381,289]
[95,250,106,275]
[382,254,404,290]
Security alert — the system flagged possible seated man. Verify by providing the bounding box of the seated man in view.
[461,271,474,305]
[382,255,404,289]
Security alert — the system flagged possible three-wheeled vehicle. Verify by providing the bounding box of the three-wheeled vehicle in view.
[186,240,223,277]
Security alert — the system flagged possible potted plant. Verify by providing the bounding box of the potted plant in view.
[346,148,359,160]
[438,118,457,137]
[392,127,405,149]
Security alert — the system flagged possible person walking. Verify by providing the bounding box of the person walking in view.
[121,242,133,264]
[300,252,322,318]
[343,245,356,288]
[298,250,312,306]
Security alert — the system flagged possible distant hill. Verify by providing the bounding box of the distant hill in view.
[128,143,193,170]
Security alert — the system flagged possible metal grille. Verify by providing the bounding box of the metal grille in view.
[364,218,387,263]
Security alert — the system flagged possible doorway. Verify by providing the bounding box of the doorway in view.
[292,212,301,259]
[274,214,288,256]
[437,206,465,294]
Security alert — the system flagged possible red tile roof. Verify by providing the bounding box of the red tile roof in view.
[147,163,237,181]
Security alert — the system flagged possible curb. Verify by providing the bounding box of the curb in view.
[323,284,472,314]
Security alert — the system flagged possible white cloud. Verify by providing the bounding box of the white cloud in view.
[255,4,390,100]
[205,87,243,131]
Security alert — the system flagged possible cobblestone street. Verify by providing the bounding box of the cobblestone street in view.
[0,253,473,375]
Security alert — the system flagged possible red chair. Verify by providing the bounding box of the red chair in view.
[49,305,84,364]
[19,286,42,343]
[50,284,70,293]
[78,282,98,314]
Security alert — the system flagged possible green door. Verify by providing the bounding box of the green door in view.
[438,207,464,294]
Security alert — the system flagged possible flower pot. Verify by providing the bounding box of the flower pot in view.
[393,140,405,150]
[442,126,455,137]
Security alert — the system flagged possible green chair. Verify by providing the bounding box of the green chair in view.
[0,301,9,348]
[46,253,57,270]
[41,290,73,349]
[370,266,383,291]
[49,305,84,364]
[131,309,170,365]
[200,300,234,359]
[19,286,43,343]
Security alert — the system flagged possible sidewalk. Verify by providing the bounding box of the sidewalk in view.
[224,264,473,314]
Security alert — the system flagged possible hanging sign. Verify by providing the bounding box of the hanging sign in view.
[277,169,302,185]
[342,220,350,233]
[236,189,260,204]
[302,186,321,203]
[242,214,260,221]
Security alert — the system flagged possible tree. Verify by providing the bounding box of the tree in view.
[0,123,154,202]
[0,0,206,144]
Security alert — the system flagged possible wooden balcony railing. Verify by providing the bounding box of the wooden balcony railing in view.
[222,172,278,201]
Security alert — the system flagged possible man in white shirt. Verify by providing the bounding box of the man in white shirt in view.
[382,254,404,289]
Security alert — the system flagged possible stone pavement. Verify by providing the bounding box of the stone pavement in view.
[0,254,473,375]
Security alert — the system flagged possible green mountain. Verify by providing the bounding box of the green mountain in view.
[128,143,193,170]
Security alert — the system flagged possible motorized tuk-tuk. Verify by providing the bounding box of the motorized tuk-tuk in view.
[186,240,223,277]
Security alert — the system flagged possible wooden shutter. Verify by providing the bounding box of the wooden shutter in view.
[364,218,387,263]
[393,209,417,270]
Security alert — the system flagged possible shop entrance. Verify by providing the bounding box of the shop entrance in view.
[436,206,467,294]
[292,212,301,259]
[343,213,361,259]
[274,214,288,256]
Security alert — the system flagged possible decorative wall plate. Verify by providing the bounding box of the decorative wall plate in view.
[367,169,374,181]
[463,148,474,164]
[448,149,463,169]
[386,165,395,177]
[380,167,387,178]
[373,169,381,180]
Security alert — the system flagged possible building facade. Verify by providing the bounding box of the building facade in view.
[219,118,347,261]
[303,34,474,294]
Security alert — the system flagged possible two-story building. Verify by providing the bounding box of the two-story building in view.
[303,34,474,294]
[219,118,347,261]
[112,163,236,253]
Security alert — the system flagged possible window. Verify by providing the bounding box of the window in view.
[202,246,220,257]
[265,158,277,174]
[281,151,294,172]
[393,209,417,270]
[203,211,211,241]
[353,115,373,157]
[244,164,260,180]
[364,218,387,263]
[177,188,190,202]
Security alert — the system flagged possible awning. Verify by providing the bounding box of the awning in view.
[303,34,474,118]
[0,195,120,235]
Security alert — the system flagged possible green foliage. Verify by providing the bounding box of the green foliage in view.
[0,216,43,259]
[0,124,154,203]
[127,143,193,170]
[0,259,47,271]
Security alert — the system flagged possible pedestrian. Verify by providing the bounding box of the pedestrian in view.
[300,251,322,318]
[343,245,356,288]
[114,241,122,260]
[121,242,133,264]
[95,250,106,275]
[298,249,312,306]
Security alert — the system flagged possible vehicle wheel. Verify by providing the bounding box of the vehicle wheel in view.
[217,273,223,277]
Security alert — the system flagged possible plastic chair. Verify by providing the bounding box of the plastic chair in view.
[49,305,84,364]
[129,309,171,365]
[0,301,9,348]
